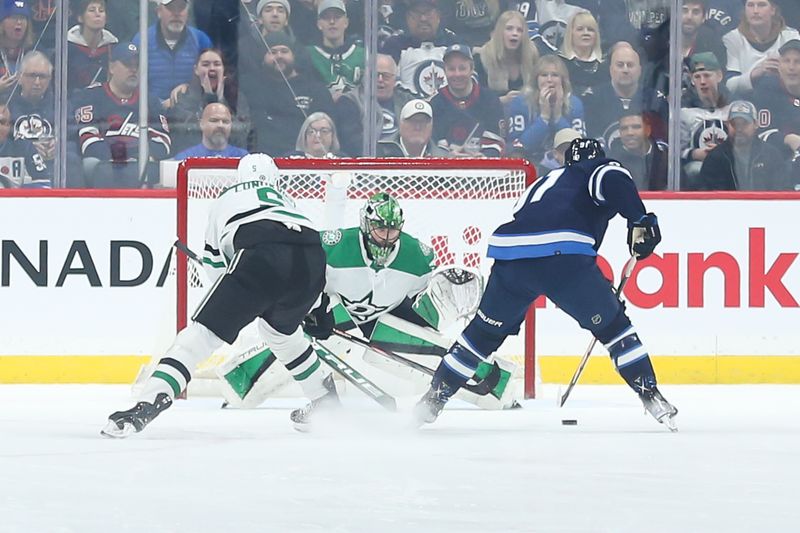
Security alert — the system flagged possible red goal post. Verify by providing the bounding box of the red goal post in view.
[177,157,539,398]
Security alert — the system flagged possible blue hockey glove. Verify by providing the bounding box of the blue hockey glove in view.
[627,213,661,259]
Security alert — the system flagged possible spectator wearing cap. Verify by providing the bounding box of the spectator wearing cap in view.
[608,107,668,190]
[174,102,248,160]
[244,30,336,156]
[165,48,252,155]
[680,1,726,74]
[584,41,667,147]
[507,54,585,163]
[132,0,213,103]
[66,0,119,94]
[380,0,460,99]
[473,10,539,106]
[752,39,800,157]
[539,127,581,171]
[723,0,800,97]
[306,0,364,101]
[9,51,55,181]
[0,0,35,99]
[430,43,505,157]
[378,98,447,157]
[69,42,171,188]
[680,52,731,179]
[694,100,789,190]
[438,0,501,48]
[289,111,345,157]
[559,11,608,100]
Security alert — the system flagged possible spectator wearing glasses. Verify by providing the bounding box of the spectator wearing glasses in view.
[430,43,506,157]
[0,103,48,188]
[381,0,459,99]
[379,98,447,157]
[559,11,608,99]
[723,0,800,97]
[9,50,54,179]
[174,103,248,160]
[695,100,789,190]
[473,10,539,107]
[752,39,800,157]
[290,111,344,157]
[67,0,119,93]
[132,0,213,103]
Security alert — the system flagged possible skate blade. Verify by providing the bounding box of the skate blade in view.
[661,415,678,432]
[100,419,135,439]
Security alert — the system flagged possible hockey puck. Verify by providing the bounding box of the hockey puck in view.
[561,419,578,425]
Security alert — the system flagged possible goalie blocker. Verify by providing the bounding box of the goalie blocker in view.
[217,267,521,410]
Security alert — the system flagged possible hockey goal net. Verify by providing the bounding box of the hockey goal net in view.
[176,157,538,398]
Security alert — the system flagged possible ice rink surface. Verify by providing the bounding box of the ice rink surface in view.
[1,384,799,533]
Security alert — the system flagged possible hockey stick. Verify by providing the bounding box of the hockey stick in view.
[312,339,396,411]
[559,256,638,407]
[174,239,397,410]
[331,328,501,397]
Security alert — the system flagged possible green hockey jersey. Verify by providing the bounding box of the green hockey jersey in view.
[306,42,365,94]
[321,227,435,324]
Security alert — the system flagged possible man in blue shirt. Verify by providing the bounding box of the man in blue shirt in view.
[415,138,679,431]
[133,0,212,103]
[175,102,248,159]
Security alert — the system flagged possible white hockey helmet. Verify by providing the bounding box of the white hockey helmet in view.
[237,153,281,188]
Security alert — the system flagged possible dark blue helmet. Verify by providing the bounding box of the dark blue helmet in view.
[566,138,605,166]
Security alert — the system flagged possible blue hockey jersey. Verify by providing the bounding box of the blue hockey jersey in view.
[487,158,646,260]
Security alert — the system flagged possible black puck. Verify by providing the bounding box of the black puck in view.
[561,419,578,425]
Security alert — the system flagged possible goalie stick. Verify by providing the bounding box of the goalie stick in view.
[559,256,638,407]
[173,239,397,410]
[331,328,502,397]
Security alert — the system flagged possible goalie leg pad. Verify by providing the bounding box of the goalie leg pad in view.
[141,322,225,401]
[257,318,331,400]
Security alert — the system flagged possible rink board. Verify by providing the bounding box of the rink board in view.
[0,191,798,384]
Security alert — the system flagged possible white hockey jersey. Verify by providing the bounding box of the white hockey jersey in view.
[202,180,316,282]
[397,42,448,98]
[723,27,800,95]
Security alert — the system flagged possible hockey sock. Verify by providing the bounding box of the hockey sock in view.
[257,319,331,400]
[434,337,488,393]
[141,322,225,401]
[603,326,657,394]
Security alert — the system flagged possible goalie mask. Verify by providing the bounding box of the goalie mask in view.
[360,193,404,265]
[237,153,281,188]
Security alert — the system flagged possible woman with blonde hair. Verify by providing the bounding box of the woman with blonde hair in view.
[506,54,585,162]
[559,11,608,99]
[0,0,35,97]
[473,10,539,106]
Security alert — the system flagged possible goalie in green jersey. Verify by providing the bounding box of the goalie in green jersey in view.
[215,193,521,410]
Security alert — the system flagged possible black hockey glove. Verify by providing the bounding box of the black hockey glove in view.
[302,293,334,340]
[627,213,661,259]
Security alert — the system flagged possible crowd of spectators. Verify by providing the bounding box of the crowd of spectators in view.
[0,0,797,190]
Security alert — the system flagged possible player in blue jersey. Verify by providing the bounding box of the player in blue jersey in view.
[415,138,679,430]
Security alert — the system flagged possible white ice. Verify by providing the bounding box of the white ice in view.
[1,384,799,533]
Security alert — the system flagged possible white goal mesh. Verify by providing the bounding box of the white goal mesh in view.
[177,157,538,398]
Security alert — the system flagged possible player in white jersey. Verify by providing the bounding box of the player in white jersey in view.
[218,193,520,410]
[101,154,335,438]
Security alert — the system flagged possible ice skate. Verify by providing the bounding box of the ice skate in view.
[290,374,340,432]
[413,382,456,426]
[101,393,173,438]
[639,387,678,432]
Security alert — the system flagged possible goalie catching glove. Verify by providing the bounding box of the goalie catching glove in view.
[302,293,334,340]
[627,213,661,259]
